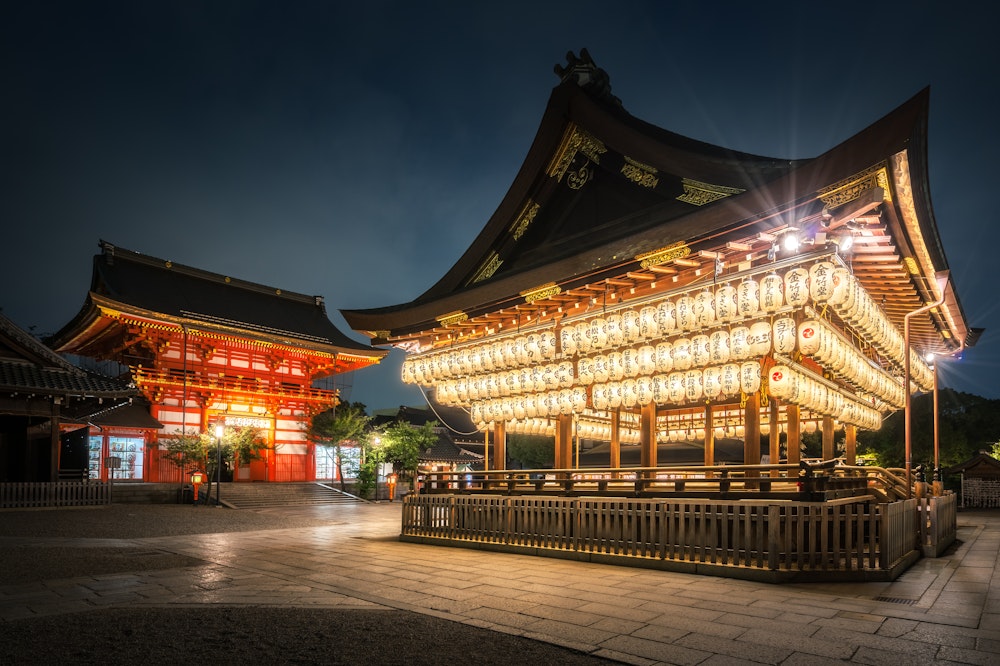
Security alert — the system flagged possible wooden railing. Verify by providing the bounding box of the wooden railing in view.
[418,462,897,502]
[401,494,923,581]
[918,493,957,556]
[0,481,111,508]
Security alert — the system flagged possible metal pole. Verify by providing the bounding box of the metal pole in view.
[216,435,221,506]
[932,360,939,471]
[903,273,947,498]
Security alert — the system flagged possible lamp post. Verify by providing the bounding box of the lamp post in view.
[903,272,948,497]
[214,423,224,506]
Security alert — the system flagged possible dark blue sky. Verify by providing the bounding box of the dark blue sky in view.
[2,1,997,410]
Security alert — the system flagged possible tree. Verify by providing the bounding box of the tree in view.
[377,420,438,488]
[160,426,270,498]
[507,434,554,469]
[308,403,371,491]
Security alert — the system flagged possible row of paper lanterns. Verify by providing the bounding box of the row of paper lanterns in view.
[798,317,905,409]
[427,315,901,413]
[463,361,879,430]
[813,262,934,392]
[404,259,919,385]
[767,364,883,430]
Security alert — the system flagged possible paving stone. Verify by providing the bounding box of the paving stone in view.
[675,631,792,664]
[598,635,712,665]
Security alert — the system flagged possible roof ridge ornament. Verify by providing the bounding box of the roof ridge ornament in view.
[554,48,621,106]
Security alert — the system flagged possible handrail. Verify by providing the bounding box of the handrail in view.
[416,461,900,500]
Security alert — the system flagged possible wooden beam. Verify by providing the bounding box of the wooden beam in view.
[822,416,835,461]
[786,404,800,466]
[744,393,761,475]
[640,401,657,468]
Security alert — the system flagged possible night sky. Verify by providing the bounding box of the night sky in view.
[2,1,998,411]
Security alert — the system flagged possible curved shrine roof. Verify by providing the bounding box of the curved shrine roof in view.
[52,242,385,361]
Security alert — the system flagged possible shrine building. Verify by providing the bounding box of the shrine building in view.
[341,49,977,476]
[50,241,385,483]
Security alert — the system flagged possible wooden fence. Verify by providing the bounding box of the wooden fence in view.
[401,494,925,582]
[918,493,957,556]
[0,481,111,508]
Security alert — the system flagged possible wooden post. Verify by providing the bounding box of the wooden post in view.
[769,400,780,478]
[493,421,506,470]
[744,393,760,476]
[555,414,573,470]
[786,404,800,466]
[822,415,835,461]
[483,427,489,472]
[704,405,715,468]
[640,402,657,469]
[845,424,857,466]
[610,408,621,470]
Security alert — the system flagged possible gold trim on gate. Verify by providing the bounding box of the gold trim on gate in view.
[621,156,659,189]
[509,201,540,241]
[547,124,607,182]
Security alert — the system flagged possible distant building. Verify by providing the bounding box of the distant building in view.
[0,311,147,482]
[50,242,385,482]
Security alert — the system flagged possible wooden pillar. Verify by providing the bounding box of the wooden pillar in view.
[483,427,489,471]
[786,404,801,466]
[704,405,715,468]
[743,393,760,475]
[492,422,506,470]
[769,400,780,477]
[845,424,857,466]
[49,404,60,482]
[610,408,621,470]
[555,415,573,469]
[640,402,657,469]
[822,416,835,461]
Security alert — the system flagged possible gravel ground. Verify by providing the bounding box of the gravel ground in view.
[0,505,619,665]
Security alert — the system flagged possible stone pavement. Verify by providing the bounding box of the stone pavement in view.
[2,502,999,665]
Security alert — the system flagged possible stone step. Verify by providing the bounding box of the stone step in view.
[215,482,366,509]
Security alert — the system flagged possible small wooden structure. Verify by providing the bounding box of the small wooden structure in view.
[944,453,1000,508]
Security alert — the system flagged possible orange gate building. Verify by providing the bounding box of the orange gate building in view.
[51,242,385,482]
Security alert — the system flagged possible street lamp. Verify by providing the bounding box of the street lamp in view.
[215,423,224,506]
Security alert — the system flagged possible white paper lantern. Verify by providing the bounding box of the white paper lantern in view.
[737,279,760,318]
[768,364,793,398]
[809,261,836,303]
[740,361,761,394]
[524,333,541,364]
[672,337,693,370]
[639,306,659,339]
[655,341,674,372]
[730,326,751,360]
[577,356,595,385]
[691,334,711,367]
[593,355,610,383]
[783,267,810,307]
[772,317,797,354]
[653,375,669,405]
[760,273,785,313]
[638,345,656,375]
[592,384,609,410]
[557,361,574,388]
[684,369,704,402]
[829,267,852,306]
[703,366,723,399]
[513,398,527,420]
[573,321,590,355]
[636,376,654,405]
[606,314,624,346]
[656,299,677,334]
[622,347,639,377]
[401,358,416,384]
[623,309,642,342]
[607,382,623,408]
[715,284,738,323]
[607,351,625,381]
[621,379,638,408]
[748,321,772,357]
[798,320,821,356]
[589,318,608,350]
[676,295,696,331]
[695,290,716,328]
[709,329,731,364]
[572,387,588,413]
[667,372,685,403]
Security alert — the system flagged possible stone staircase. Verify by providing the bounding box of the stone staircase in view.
[218,482,367,509]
